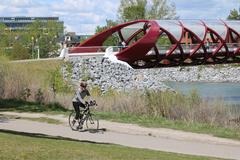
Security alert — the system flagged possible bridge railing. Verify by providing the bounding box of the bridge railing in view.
[156,43,240,55]
[68,46,124,53]
[67,43,240,56]
[157,44,201,55]
[226,43,240,52]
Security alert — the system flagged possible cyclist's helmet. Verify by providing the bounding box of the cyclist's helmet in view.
[80,81,87,88]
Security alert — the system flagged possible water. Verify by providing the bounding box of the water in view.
[165,82,240,105]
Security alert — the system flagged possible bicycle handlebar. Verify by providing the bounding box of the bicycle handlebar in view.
[85,100,97,107]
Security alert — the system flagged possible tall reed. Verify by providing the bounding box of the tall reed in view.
[92,88,238,129]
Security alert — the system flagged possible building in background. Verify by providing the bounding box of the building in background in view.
[0,16,64,34]
[58,32,92,48]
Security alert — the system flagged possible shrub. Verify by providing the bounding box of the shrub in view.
[94,88,237,129]
[20,87,31,101]
[10,42,30,60]
[34,88,44,104]
[48,67,72,96]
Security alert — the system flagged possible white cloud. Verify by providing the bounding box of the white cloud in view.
[175,0,239,19]
[10,0,36,8]
[27,7,51,16]
[49,0,119,34]
[51,0,98,14]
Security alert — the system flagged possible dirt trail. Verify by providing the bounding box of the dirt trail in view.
[1,112,240,160]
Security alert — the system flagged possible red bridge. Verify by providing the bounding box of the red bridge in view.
[69,20,240,69]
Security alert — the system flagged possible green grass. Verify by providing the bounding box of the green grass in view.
[0,99,68,114]
[0,131,222,160]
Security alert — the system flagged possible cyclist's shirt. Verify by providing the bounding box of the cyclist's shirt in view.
[72,88,91,104]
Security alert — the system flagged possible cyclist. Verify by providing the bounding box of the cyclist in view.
[72,81,93,127]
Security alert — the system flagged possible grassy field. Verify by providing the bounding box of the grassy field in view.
[0,58,72,106]
[10,59,62,87]
[0,99,68,113]
[0,131,222,160]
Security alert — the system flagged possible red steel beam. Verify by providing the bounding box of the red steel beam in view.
[69,20,240,68]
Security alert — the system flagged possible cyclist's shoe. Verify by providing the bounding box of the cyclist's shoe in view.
[77,121,84,130]
[72,119,76,126]
[77,124,83,130]
[89,100,93,105]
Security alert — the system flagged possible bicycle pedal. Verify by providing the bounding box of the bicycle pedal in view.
[77,125,83,130]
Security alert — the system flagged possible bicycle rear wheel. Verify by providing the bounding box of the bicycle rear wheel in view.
[86,115,99,132]
[68,111,79,131]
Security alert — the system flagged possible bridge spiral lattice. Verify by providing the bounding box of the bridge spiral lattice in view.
[70,20,240,68]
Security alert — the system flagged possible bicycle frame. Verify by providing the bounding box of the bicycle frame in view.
[69,100,98,131]
[78,102,96,125]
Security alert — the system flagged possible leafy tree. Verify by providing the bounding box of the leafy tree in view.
[10,41,30,60]
[0,23,8,56]
[120,0,146,21]
[0,19,63,59]
[95,20,118,33]
[227,8,240,20]
[147,0,177,19]
[0,23,6,33]
[43,20,64,57]
[118,0,146,22]
[26,20,63,58]
[95,20,119,46]
[118,0,177,22]
[26,20,43,42]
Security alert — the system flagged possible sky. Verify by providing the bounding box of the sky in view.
[0,0,239,35]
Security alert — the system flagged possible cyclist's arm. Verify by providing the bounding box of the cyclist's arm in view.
[76,91,85,104]
[86,90,93,102]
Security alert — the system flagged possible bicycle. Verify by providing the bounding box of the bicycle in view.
[68,100,99,131]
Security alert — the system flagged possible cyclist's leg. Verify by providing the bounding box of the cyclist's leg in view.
[77,102,87,129]
[79,102,86,119]
[72,102,80,120]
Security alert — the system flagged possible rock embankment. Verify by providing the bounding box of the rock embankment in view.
[63,56,240,92]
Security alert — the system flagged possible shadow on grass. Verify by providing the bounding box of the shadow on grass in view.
[0,129,110,145]
[0,99,68,113]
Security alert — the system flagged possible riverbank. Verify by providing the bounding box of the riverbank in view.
[66,57,240,93]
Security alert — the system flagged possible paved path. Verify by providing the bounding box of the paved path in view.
[0,112,240,160]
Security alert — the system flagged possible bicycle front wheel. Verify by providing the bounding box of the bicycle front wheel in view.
[86,115,99,131]
[68,111,79,131]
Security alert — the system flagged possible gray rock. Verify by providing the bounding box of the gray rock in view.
[61,56,240,93]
